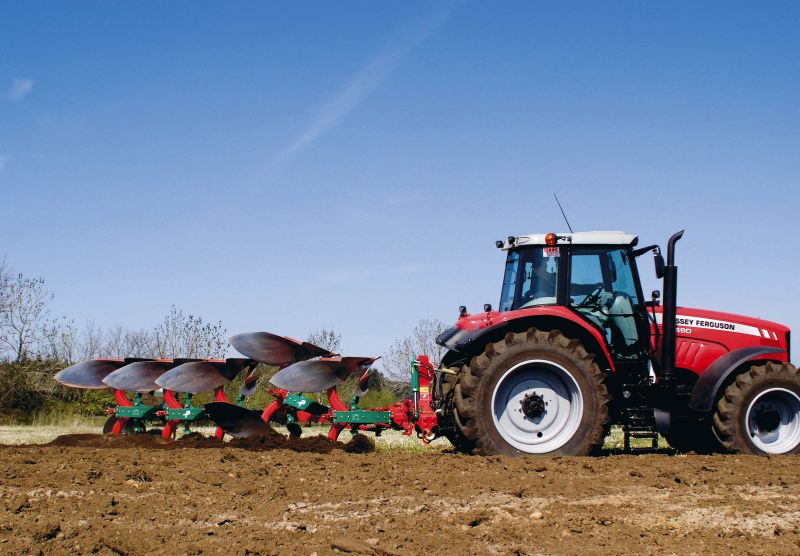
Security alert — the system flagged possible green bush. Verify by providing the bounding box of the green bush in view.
[358,387,396,408]
[0,360,119,423]
[0,361,50,414]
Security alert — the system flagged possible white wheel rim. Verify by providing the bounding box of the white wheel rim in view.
[490,359,583,454]
[744,387,800,454]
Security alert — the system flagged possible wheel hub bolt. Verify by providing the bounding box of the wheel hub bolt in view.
[520,392,546,419]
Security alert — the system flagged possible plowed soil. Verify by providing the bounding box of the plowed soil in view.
[2,434,799,555]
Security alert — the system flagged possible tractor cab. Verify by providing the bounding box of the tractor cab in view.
[497,231,652,367]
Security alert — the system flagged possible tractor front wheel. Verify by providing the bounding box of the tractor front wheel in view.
[452,328,610,456]
[713,362,800,455]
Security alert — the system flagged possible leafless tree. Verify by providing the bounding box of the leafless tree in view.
[382,318,448,381]
[153,305,227,359]
[0,258,12,360]
[306,328,342,353]
[102,324,157,358]
[103,324,127,358]
[41,317,79,363]
[0,273,52,361]
[125,328,158,358]
[80,321,105,360]
[101,324,152,358]
[0,256,10,319]
[41,318,109,364]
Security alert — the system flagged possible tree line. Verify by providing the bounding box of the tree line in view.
[0,255,451,418]
[1,255,450,374]
[0,257,227,364]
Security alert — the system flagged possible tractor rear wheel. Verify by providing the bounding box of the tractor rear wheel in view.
[713,361,800,455]
[452,328,610,456]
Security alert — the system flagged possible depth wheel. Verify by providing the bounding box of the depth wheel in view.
[453,328,610,456]
[713,362,800,455]
[102,416,143,435]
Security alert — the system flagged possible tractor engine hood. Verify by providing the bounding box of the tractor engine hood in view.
[651,305,790,354]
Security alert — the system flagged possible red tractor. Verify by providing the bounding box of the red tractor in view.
[435,230,798,455]
[54,229,799,456]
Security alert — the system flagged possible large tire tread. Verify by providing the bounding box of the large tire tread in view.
[712,361,800,455]
[440,365,477,452]
[451,327,610,456]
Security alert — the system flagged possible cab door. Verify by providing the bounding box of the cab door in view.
[567,247,650,368]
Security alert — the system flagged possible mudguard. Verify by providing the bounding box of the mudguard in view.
[688,346,784,412]
[436,311,616,372]
[436,326,486,355]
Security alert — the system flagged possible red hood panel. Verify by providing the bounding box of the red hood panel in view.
[651,305,790,371]
[654,305,790,336]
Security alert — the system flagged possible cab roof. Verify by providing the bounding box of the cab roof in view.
[502,231,638,250]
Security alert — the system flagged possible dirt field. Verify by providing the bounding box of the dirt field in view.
[2,433,799,555]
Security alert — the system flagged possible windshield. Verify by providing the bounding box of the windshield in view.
[499,247,560,312]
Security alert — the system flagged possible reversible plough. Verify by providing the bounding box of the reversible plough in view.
[55,331,440,443]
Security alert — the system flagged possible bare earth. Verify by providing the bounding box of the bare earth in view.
[1,434,799,555]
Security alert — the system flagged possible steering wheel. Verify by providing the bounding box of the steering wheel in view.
[577,284,604,309]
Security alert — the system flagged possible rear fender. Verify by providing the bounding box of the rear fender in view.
[688,346,784,412]
[437,312,616,372]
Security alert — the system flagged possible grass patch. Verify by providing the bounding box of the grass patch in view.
[27,410,106,428]
[0,418,670,453]
[0,425,97,445]
[603,425,668,451]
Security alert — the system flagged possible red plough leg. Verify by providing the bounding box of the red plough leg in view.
[213,387,227,439]
[111,389,133,435]
[161,390,182,439]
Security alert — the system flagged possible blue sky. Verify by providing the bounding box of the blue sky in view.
[1,1,799,359]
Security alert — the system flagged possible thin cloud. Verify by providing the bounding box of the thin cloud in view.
[5,78,34,101]
[268,4,454,170]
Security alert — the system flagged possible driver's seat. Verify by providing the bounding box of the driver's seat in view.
[606,294,638,352]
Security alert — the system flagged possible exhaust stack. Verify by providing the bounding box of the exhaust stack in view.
[660,230,684,380]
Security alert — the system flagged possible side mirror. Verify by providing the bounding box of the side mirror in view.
[654,252,665,279]
[649,290,661,307]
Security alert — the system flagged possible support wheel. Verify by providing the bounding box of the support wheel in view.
[713,362,800,455]
[452,328,610,456]
[102,416,142,435]
[287,422,302,438]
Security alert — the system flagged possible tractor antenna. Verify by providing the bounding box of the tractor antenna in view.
[553,193,574,233]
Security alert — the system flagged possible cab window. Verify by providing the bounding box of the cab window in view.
[569,248,642,358]
[499,247,559,311]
